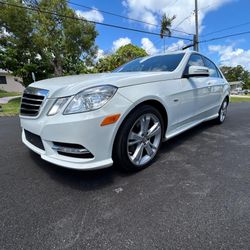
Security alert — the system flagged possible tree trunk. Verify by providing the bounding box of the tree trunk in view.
[52,57,63,76]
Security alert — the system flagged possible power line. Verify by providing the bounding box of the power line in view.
[66,0,193,36]
[198,1,218,11]
[0,1,193,41]
[201,21,250,37]
[173,2,213,31]
[199,30,250,43]
[169,0,179,7]
[173,12,194,30]
[173,1,221,36]
[67,1,159,28]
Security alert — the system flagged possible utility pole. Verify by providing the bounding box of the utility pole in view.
[194,0,199,51]
[164,37,166,53]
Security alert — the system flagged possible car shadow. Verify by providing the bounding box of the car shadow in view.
[29,151,136,191]
[160,120,216,153]
[30,120,217,191]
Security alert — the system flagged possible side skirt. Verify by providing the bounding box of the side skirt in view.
[163,113,219,142]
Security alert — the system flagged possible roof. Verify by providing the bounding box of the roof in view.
[0,69,11,74]
[229,81,244,86]
[154,50,191,56]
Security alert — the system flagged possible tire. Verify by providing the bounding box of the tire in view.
[113,105,164,171]
[215,97,228,124]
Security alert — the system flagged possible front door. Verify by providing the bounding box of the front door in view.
[179,54,210,126]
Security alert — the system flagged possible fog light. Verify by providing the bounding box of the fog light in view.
[52,142,94,158]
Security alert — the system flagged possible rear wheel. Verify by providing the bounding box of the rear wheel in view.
[215,98,228,124]
[113,105,164,171]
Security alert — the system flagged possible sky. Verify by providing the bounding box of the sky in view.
[68,0,250,70]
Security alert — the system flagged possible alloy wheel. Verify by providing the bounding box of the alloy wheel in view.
[127,113,162,166]
[220,100,228,122]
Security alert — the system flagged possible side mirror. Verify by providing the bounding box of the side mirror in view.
[185,65,210,78]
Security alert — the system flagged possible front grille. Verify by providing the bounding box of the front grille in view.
[24,130,45,150]
[20,87,49,117]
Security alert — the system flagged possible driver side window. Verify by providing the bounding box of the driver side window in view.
[184,54,204,75]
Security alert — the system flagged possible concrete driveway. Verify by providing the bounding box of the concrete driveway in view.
[0,103,250,249]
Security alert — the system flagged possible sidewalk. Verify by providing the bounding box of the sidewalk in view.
[0,96,21,104]
[230,95,250,98]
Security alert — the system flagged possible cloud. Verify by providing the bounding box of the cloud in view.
[96,49,105,61]
[122,0,232,34]
[76,8,104,23]
[110,37,188,57]
[112,37,131,51]
[141,38,159,55]
[209,44,250,71]
[166,40,186,51]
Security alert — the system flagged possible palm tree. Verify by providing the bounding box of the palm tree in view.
[160,14,176,38]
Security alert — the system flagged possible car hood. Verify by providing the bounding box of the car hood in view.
[28,72,178,98]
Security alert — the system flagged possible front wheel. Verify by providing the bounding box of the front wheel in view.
[113,105,164,171]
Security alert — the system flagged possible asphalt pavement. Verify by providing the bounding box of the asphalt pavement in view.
[0,103,250,250]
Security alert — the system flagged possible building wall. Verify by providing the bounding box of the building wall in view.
[0,73,25,93]
[229,82,243,91]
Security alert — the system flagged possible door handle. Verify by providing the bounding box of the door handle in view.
[207,82,213,90]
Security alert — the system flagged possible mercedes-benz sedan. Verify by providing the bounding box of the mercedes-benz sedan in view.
[20,51,230,171]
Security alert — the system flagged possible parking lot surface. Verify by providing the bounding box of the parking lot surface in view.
[0,103,250,250]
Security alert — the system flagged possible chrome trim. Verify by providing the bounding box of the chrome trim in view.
[22,97,44,102]
[21,102,41,107]
[23,87,49,97]
[20,87,49,117]
[21,107,39,111]
[52,145,90,155]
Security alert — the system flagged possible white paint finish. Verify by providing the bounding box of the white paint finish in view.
[20,51,230,170]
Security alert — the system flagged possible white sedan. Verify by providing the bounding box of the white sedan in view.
[20,51,230,171]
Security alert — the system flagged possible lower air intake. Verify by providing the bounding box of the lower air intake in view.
[24,130,45,150]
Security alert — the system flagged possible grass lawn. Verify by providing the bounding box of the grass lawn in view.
[0,95,249,117]
[230,96,250,103]
[0,90,21,98]
[0,98,21,116]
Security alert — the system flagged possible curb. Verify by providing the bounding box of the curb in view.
[0,113,19,117]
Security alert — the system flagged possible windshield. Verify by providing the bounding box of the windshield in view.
[114,53,185,72]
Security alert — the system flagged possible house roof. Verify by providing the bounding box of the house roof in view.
[229,81,244,86]
[0,69,11,74]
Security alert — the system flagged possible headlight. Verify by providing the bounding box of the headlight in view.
[47,97,69,116]
[64,85,117,115]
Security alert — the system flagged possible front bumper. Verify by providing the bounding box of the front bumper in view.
[21,130,113,170]
[20,92,132,170]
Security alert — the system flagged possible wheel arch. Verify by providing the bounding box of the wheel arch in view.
[136,99,168,132]
[111,98,168,157]
[222,84,230,104]
[225,95,229,104]
[220,94,229,110]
